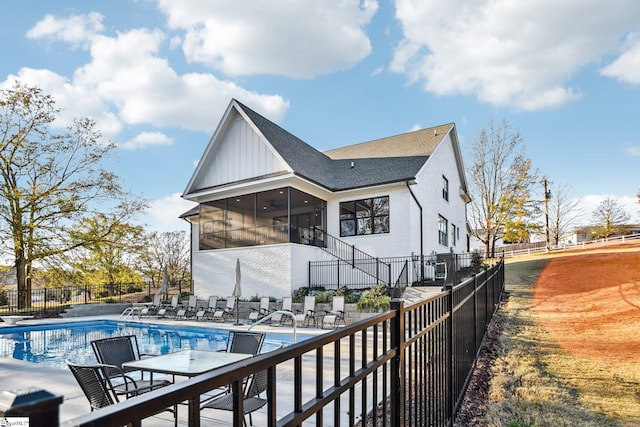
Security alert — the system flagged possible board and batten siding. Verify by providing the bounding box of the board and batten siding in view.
[193,115,289,191]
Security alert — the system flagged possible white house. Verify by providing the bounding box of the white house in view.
[181,99,471,298]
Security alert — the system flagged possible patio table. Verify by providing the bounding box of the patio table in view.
[123,349,251,426]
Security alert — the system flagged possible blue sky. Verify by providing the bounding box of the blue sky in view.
[1,0,639,233]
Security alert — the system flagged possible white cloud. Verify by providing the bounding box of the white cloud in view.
[155,0,378,78]
[1,68,122,136]
[14,13,290,139]
[601,32,640,84]
[626,146,640,156]
[120,131,174,150]
[391,0,640,111]
[26,12,104,47]
[579,194,640,225]
[146,193,197,232]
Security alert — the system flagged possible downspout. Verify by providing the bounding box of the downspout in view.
[406,180,424,283]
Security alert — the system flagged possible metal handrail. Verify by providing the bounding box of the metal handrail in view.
[247,310,298,343]
[117,306,140,321]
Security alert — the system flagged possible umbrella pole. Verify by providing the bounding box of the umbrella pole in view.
[234,298,240,325]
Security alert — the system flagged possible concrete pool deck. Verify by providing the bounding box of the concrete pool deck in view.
[0,314,331,426]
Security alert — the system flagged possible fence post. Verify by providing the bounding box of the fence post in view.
[390,298,405,427]
[446,284,455,427]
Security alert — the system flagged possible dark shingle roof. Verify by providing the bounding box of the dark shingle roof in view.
[236,100,429,191]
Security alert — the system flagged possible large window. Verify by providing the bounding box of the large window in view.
[340,196,390,237]
[199,187,326,250]
[438,215,448,246]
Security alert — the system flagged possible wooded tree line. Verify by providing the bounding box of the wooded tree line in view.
[0,82,189,308]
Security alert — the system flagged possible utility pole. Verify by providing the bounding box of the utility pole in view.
[544,179,551,252]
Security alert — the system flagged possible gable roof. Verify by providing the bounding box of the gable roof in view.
[323,123,453,159]
[184,99,458,198]
[234,100,431,191]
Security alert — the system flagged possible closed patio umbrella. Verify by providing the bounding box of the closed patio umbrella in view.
[160,265,169,299]
[233,258,242,324]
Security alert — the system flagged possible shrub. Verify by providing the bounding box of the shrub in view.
[357,283,391,312]
[0,290,7,306]
[471,251,487,269]
[292,286,325,303]
[336,284,359,304]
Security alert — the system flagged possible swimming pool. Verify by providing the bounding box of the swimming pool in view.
[0,320,306,370]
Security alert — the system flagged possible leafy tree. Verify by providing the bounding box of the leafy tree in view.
[591,196,630,238]
[67,215,145,296]
[0,82,146,308]
[467,119,540,257]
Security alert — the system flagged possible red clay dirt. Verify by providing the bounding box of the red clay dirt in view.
[533,243,640,370]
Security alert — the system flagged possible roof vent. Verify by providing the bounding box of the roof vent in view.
[434,129,438,136]
[350,161,354,168]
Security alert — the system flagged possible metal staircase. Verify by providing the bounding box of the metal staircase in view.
[304,227,391,287]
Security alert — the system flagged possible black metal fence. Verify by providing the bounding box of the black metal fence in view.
[0,282,154,317]
[309,252,483,290]
[47,260,504,427]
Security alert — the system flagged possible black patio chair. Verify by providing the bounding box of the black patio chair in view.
[66,360,117,411]
[224,331,266,355]
[91,335,171,395]
[200,369,268,426]
[67,360,177,425]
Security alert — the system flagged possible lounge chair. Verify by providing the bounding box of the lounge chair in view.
[270,296,293,325]
[140,294,161,317]
[321,295,346,329]
[175,295,198,319]
[157,295,179,318]
[212,296,236,321]
[195,296,218,321]
[294,296,317,327]
[248,296,271,322]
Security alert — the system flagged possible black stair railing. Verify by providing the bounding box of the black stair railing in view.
[300,227,391,286]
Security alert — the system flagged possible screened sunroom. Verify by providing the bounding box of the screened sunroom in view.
[198,186,326,250]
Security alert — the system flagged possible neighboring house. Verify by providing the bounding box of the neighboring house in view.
[560,224,640,246]
[181,99,471,298]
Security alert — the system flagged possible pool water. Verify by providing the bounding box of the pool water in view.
[0,320,302,370]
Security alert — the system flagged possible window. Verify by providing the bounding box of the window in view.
[442,176,449,201]
[438,215,448,246]
[340,196,389,237]
[451,223,457,246]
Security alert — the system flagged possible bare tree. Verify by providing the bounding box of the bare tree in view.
[467,119,539,257]
[138,230,191,291]
[0,82,146,308]
[591,196,630,238]
[547,181,583,245]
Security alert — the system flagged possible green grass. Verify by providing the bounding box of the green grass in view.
[485,257,637,427]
